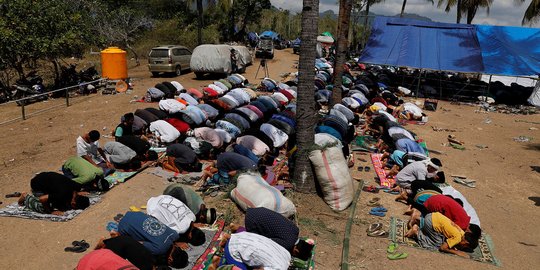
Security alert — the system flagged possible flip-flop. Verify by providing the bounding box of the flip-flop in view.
[367,201,381,207]
[357,166,364,172]
[371,206,387,212]
[72,240,90,249]
[113,213,124,222]
[367,229,387,237]
[366,223,383,233]
[5,192,21,198]
[387,242,398,254]
[383,190,400,195]
[129,206,141,212]
[362,186,379,193]
[369,209,386,217]
[364,166,371,172]
[64,245,87,253]
[453,178,476,188]
[387,252,408,260]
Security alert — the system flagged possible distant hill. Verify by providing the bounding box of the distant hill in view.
[320,10,337,19]
[392,13,433,21]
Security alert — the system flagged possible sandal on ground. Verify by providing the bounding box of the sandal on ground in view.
[383,190,400,195]
[366,223,383,233]
[369,209,386,217]
[357,166,364,172]
[371,206,387,212]
[64,245,87,253]
[5,192,21,198]
[453,178,476,188]
[106,221,118,232]
[362,186,379,193]
[367,229,387,237]
[72,240,90,249]
[364,166,371,172]
[387,242,398,253]
[113,213,124,222]
[387,252,408,260]
[367,201,381,207]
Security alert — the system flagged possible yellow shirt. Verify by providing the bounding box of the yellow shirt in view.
[431,212,465,248]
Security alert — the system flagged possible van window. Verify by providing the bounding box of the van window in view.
[149,49,169,58]
[180,49,191,55]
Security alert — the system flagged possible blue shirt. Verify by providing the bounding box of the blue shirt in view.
[118,211,178,255]
[395,139,425,155]
[233,144,260,164]
[315,125,343,141]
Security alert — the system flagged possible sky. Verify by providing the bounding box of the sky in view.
[270,0,540,28]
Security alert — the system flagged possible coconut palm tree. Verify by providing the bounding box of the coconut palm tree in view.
[516,0,540,25]
[401,0,434,17]
[437,0,493,24]
[331,0,353,105]
[294,0,319,193]
[364,0,385,26]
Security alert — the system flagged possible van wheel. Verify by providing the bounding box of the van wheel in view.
[175,66,182,76]
[195,72,204,79]
[151,72,160,77]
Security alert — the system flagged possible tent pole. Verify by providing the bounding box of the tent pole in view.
[416,69,422,97]
[486,74,492,97]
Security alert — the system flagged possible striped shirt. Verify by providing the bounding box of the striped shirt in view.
[228,232,291,270]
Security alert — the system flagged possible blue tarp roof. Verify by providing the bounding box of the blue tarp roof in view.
[260,30,280,40]
[359,17,540,76]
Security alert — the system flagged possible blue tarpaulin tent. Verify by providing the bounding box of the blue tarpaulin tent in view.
[359,17,540,76]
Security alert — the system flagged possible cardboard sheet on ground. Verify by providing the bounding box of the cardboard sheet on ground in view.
[398,119,427,126]
[389,217,500,266]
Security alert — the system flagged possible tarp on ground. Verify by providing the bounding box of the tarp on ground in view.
[359,17,484,73]
[260,30,280,41]
[360,16,540,76]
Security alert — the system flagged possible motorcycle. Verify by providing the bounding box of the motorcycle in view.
[13,71,47,106]
[77,65,100,95]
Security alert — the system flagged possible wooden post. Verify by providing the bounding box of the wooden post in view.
[66,88,70,107]
[21,103,26,120]
[416,69,422,97]
[340,180,364,270]
[486,74,492,97]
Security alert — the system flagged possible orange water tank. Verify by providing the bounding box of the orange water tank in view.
[100,47,128,80]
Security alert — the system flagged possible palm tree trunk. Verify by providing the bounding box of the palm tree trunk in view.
[456,0,462,23]
[466,6,477,24]
[331,0,353,105]
[294,0,319,193]
[197,0,203,45]
[364,1,370,26]
[400,0,408,17]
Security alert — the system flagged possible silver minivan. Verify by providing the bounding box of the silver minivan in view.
[148,45,192,77]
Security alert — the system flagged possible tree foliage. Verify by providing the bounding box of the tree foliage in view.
[0,0,95,78]
[516,0,540,25]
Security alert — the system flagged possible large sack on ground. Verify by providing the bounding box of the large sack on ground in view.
[309,146,354,211]
[230,172,296,217]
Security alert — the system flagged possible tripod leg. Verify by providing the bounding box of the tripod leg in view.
[255,62,261,80]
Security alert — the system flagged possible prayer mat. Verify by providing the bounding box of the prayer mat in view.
[0,194,101,222]
[289,238,316,270]
[417,140,430,156]
[354,135,378,152]
[398,119,427,126]
[180,219,226,270]
[388,217,500,266]
[147,166,207,185]
[370,153,395,188]
[105,171,138,186]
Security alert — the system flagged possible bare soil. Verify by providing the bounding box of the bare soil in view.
[0,49,538,269]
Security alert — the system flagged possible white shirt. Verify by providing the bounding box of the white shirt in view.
[146,195,196,234]
[388,126,415,141]
[194,127,223,148]
[178,93,198,106]
[228,232,291,270]
[373,102,387,111]
[395,161,428,188]
[351,92,369,105]
[236,135,270,156]
[441,186,481,227]
[403,102,423,117]
[260,123,288,148]
[170,81,184,92]
[76,136,104,164]
[342,97,360,109]
[159,99,186,114]
[215,128,233,144]
[149,120,180,143]
[378,110,397,122]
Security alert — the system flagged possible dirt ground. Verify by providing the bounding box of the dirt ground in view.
[0,48,539,269]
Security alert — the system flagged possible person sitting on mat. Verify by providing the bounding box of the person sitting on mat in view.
[209,232,291,270]
[17,172,90,215]
[76,130,112,171]
[161,143,203,173]
[114,113,135,140]
[146,195,206,248]
[62,156,110,192]
[405,212,478,257]
[112,211,189,269]
[229,207,314,260]
[163,184,217,225]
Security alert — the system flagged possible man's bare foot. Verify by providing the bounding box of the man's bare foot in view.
[17,192,28,206]
[94,237,106,250]
[405,224,419,238]
[229,223,240,233]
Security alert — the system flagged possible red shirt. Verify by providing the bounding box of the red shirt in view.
[424,194,471,230]
[165,118,190,134]
[76,249,138,270]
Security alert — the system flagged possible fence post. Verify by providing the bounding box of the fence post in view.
[21,103,26,120]
[66,88,70,107]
